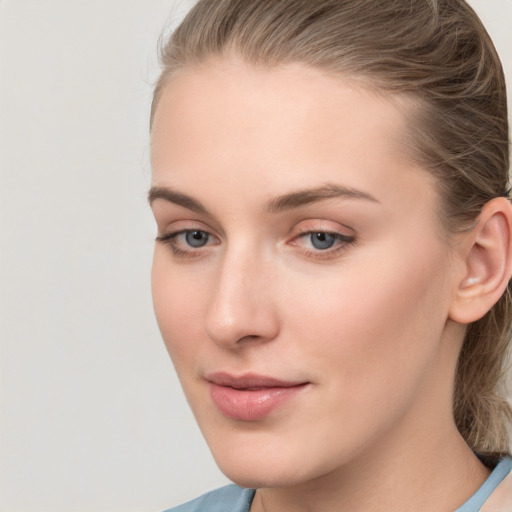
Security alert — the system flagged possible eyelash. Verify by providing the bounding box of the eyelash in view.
[292,231,356,260]
[156,229,356,260]
[155,230,217,258]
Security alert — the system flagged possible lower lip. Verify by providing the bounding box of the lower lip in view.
[209,383,308,421]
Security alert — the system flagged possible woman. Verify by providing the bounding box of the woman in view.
[148,1,512,510]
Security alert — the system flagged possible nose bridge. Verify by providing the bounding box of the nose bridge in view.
[205,241,278,348]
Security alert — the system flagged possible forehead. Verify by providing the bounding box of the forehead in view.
[150,59,437,221]
[151,58,408,166]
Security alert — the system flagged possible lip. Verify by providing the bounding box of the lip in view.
[206,372,309,421]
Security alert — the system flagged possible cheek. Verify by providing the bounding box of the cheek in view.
[285,240,452,388]
[151,250,207,363]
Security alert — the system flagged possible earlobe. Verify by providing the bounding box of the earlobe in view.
[449,197,512,324]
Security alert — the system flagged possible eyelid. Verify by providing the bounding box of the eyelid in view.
[152,204,225,239]
[288,219,355,239]
[156,218,218,237]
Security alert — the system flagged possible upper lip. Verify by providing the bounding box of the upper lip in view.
[205,372,308,390]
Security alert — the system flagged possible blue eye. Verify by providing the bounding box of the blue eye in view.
[310,232,336,250]
[185,230,210,247]
[156,228,218,258]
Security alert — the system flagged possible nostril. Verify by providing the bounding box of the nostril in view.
[237,334,262,344]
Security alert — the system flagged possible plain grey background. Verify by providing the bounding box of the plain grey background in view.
[0,1,511,511]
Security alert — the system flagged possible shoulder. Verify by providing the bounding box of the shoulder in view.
[162,485,256,512]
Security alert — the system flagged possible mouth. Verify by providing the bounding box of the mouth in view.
[205,372,310,421]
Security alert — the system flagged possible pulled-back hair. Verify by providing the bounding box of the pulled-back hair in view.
[151,0,511,458]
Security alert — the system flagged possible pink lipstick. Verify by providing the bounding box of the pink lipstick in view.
[207,372,308,421]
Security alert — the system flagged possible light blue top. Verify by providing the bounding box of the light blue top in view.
[164,484,254,512]
[164,456,512,512]
[455,456,512,512]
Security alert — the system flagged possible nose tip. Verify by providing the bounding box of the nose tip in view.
[205,263,279,349]
[206,317,263,348]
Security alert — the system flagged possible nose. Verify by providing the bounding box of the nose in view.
[205,249,280,349]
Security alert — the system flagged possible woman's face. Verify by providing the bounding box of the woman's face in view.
[150,60,465,488]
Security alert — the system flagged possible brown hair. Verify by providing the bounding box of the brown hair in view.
[152,0,511,458]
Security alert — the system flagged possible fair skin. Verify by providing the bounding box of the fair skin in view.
[150,58,512,512]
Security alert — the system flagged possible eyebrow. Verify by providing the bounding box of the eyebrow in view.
[147,183,378,214]
[265,183,379,213]
[148,186,209,215]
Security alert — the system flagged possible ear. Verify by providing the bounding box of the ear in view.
[449,197,512,324]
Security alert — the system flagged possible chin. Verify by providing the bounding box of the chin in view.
[219,461,308,490]
[209,439,330,490]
